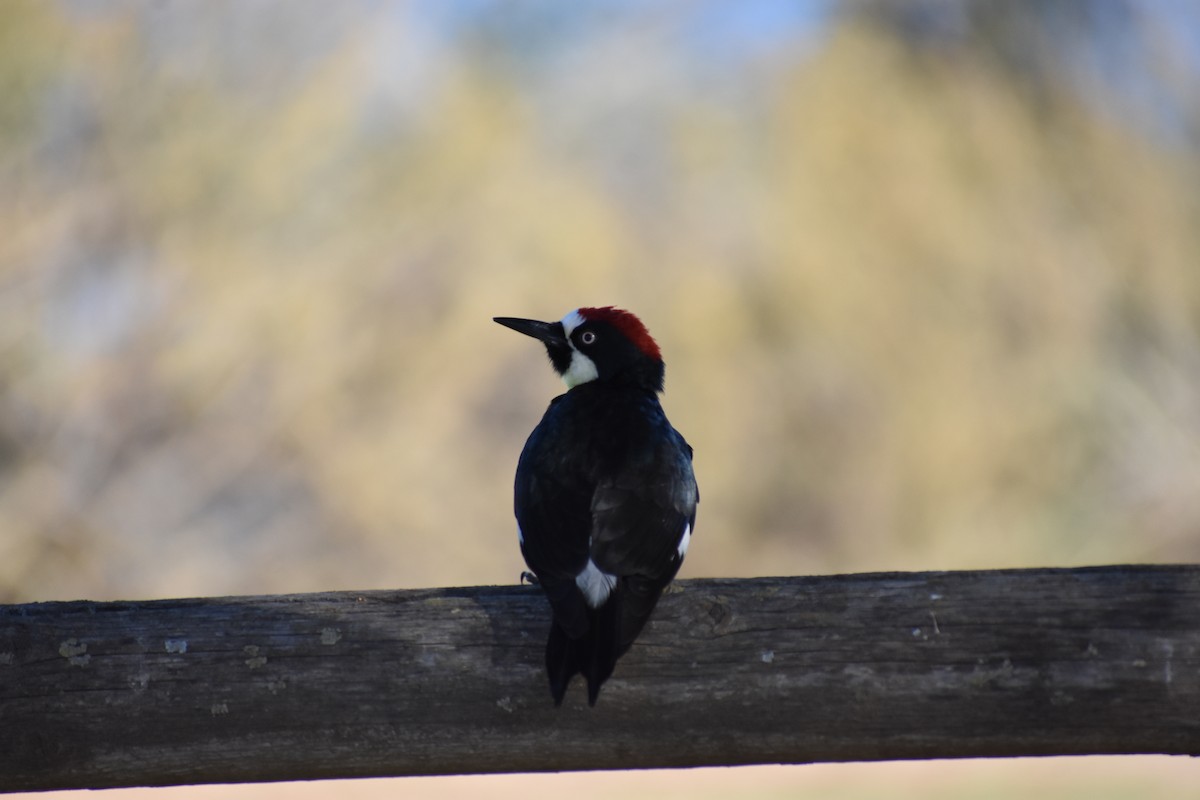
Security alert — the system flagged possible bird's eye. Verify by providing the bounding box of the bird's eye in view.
[580,331,597,345]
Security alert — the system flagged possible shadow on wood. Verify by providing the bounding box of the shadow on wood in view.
[2,565,1199,792]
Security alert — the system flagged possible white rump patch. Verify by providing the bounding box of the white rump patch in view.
[575,559,618,608]
[517,524,524,546]
[677,523,692,560]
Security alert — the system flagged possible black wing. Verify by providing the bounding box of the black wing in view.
[513,397,594,639]
[515,469,593,639]
[589,427,697,652]
[514,390,697,705]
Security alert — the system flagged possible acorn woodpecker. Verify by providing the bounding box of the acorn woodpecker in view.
[494,307,698,706]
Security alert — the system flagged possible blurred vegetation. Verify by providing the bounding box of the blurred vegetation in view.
[4,3,1200,799]
[1,0,1199,610]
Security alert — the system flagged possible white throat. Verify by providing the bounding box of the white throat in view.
[560,309,599,388]
[562,350,598,388]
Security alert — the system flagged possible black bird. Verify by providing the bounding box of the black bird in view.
[494,307,698,706]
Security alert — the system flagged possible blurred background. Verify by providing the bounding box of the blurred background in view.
[4,0,1200,797]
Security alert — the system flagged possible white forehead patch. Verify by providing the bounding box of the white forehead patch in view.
[560,309,587,338]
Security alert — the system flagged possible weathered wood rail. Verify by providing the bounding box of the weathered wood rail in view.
[2,565,1198,792]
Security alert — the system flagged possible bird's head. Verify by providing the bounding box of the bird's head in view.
[494,306,665,392]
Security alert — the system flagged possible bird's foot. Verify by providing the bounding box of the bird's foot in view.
[520,571,540,586]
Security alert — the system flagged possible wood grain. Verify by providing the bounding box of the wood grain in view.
[2,566,1198,792]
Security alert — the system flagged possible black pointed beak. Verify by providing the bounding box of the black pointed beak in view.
[493,316,567,347]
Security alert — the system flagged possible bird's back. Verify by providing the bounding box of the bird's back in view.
[515,382,697,704]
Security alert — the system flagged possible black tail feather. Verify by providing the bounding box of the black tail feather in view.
[582,595,621,705]
[544,590,625,707]
[545,623,577,706]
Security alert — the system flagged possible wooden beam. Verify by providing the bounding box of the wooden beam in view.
[2,566,1199,792]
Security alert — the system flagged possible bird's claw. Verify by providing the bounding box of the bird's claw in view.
[520,571,540,586]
